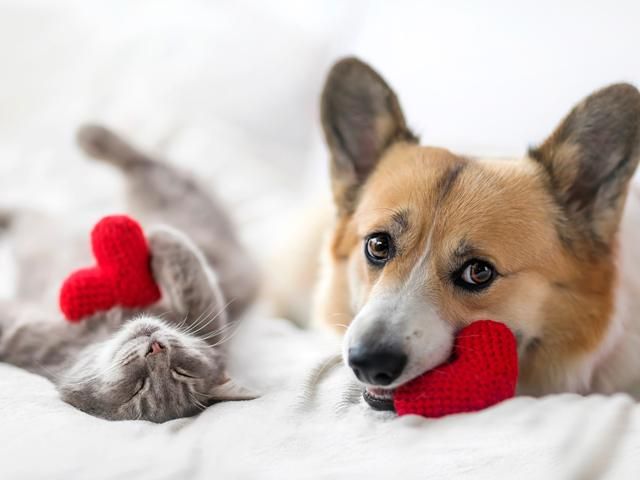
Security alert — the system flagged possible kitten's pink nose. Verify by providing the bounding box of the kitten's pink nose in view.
[147,341,165,356]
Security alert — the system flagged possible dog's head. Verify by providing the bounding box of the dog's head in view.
[319,57,640,400]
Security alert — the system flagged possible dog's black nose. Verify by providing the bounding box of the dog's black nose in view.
[348,346,407,386]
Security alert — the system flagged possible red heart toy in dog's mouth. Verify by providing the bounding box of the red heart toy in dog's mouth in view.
[59,215,161,321]
[363,320,518,417]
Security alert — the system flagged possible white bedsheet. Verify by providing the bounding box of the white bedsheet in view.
[1,314,640,479]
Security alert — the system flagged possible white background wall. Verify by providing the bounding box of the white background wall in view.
[350,1,640,155]
[0,0,639,282]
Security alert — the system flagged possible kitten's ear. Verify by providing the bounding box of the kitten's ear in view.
[148,226,226,323]
[529,83,640,249]
[321,57,417,214]
[208,377,258,402]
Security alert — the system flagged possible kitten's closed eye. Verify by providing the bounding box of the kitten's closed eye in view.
[128,377,148,401]
[171,367,197,380]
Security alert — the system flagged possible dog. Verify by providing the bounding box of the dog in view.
[312,57,640,408]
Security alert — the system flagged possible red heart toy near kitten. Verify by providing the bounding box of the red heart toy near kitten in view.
[59,215,161,321]
[393,320,518,418]
[59,215,517,417]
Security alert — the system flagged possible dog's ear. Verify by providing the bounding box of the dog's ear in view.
[530,83,640,249]
[321,57,417,214]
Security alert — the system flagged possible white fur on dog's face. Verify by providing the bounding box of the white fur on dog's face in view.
[343,283,454,389]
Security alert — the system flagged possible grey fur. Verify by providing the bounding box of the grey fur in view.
[0,126,258,422]
[0,208,11,230]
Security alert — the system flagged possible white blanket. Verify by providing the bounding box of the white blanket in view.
[2,314,640,479]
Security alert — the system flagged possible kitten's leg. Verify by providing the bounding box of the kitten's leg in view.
[76,125,258,319]
[0,301,85,379]
[147,226,233,346]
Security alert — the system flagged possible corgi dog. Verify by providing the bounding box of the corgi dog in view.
[314,57,640,408]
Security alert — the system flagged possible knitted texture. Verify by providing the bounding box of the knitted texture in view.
[59,215,161,322]
[394,320,518,418]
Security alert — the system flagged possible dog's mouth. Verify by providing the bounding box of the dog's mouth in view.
[362,387,395,411]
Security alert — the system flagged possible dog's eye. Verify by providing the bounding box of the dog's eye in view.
[365,233,393,265]
[456,260,495,290]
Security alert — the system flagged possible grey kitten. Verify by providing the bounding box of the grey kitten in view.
[0,126,258,422]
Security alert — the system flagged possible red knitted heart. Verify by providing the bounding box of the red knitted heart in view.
[59,215,161,322]
[393,320,518,418]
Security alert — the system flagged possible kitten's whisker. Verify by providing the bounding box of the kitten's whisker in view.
[198,322,238,342]
[197,298,233,327]
[182,302,218,335]
[206,321,245,348]
[154,310,170,320]
[197,317,237,341]
[184,303,224,336]
[62,350,137,385]
[190,298,236,337]
[176,312,191,331]
[194,299,239,340]
[188,310,221,337]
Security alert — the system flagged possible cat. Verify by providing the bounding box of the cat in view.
[0,125,259,422]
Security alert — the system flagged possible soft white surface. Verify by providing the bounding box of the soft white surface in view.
[2,1,640,479]
[1,315,640,480]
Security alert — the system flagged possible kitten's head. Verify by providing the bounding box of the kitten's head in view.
[59,315,253,422]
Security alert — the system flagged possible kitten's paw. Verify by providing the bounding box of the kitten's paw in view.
[147,226,226,326]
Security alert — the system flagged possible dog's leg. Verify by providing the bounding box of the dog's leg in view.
[76,125,258,319]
